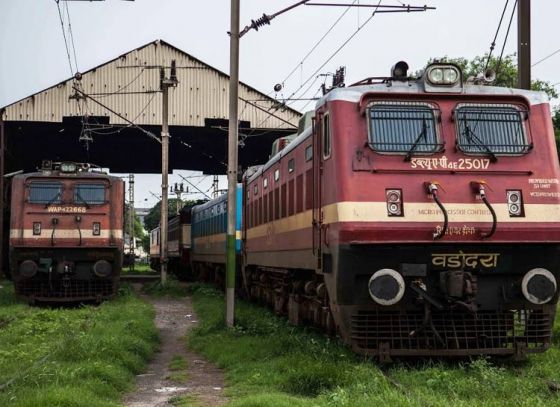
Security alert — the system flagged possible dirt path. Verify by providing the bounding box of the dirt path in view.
[124,292,227,407]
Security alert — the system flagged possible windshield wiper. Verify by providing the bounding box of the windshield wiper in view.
[463,124,498,162]
[75,192,90,209]
[404,118,428,162]
[44,191,61,208]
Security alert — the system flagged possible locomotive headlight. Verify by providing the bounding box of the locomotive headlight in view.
[507,190,524,217]
[386,189,403,216]
[60,162,77,173]
[93,260,112,278]
[368,269,405,306]
[428,68,443,84]
[443,68,458,84]
[521,268,557,305]
[32,222,41,235]
[426,65,460,85]
[19,260,38,278]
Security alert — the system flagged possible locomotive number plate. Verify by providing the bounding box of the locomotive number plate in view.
[46,206,87,213]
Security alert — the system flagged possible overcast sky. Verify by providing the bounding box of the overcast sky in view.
[1,0,559,210]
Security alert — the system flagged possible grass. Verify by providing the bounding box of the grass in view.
[169,394,203,407]
[143,278,190,297]
[0,280,159,407]
[169,355,188,370]
[187,283,560,407]
[122,262,157,275]
[167,355,189,382]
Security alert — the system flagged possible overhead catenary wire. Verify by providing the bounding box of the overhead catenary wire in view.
[63,0,79,74]
[532,46,560,67]
[252,0,382,131]
[285,0,382,104]
[274,0,358,92]
[495,0,517,79]
[55,0,75,76]
[484,0,510,71]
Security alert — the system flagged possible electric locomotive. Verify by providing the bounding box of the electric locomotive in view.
[242,62,560,361]
[9,161,124,303]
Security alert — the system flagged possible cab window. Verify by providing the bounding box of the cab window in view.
[368,102,441,157]
[29,182,62,204]
[455,103,530,156]
[74,183,105,204]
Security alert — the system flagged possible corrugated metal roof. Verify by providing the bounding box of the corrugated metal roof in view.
[1,40,301,129]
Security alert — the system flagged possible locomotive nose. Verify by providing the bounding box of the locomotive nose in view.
[521,268,557,304]
[368,269,405,306]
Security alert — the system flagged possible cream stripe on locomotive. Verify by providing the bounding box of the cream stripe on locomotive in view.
[245,202,560,240]
[194,231,242,246]
[10,229,124,239]
[324,202,560,224]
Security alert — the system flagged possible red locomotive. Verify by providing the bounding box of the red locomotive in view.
[242,62,560,361]
[9,161,124,303]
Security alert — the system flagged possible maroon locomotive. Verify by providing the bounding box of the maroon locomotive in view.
[9,161,124,303]
[242,62,560,361]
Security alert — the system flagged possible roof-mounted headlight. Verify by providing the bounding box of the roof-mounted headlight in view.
[423,63,463,93]
[60,162,77,173]
[427,65,460,85]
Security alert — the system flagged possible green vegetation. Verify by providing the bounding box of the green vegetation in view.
[143,278,189,297]
[188,283,560,407]
[122,262,157,275]
[0,280,158,407]
[169,355,188,371]
[169,394,202,407]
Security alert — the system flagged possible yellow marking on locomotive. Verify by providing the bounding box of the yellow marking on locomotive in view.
[431,251,500,269]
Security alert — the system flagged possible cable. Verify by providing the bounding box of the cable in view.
[495,0,517,79]
[532,47,560,67]
[274,0,358,93]
[484,0,510,71]
[285,0,382,104]
[55,0,74,76]
[94,69,148,98]
[63,0,79,73]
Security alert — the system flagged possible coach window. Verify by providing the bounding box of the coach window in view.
[322,114,331,159]
[263,177,268,189]
[368,102,441,157]
[305,145,313,161]
[288,158,295,173]
[74,184,105,205]
[274,169,280,182]
[29,182,62,204]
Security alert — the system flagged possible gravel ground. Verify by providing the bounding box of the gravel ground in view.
[123,291,227,407]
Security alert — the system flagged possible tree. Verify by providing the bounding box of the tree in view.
[429,54,558,99]
[124,205,145,239]
[141,234,150,254]
[143,199,206,231]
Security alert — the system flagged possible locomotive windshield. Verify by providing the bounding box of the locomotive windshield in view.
[28,182,62,204]
[367,103,441,157]
[455,104,530,156]
[74,183,105,204]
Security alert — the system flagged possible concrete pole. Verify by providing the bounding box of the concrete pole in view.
[128,174,135,271]
[226,0,240,328]
[160,81,169,286]
[517,0,531,90]
[0,114,4,279]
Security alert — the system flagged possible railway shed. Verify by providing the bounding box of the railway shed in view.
[0,39,302,274]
